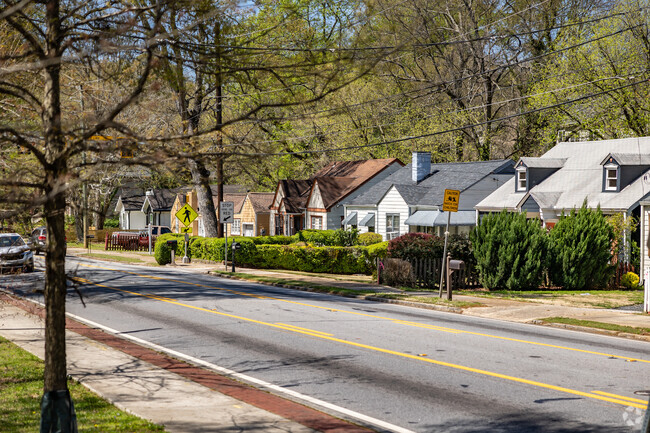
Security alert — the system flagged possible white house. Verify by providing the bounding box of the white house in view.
[115,188,179,230]
[344,152,515,240]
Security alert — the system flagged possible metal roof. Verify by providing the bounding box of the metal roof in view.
[404,210,476,227]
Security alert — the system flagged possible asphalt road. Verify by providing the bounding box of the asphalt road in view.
[4,256,650,433]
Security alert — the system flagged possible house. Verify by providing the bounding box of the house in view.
[170,185,247,236]
[115,188,179,230]
[269,158,404,235]
[230,192,274,237]
[475,137,650,312]
[344,152,515,240]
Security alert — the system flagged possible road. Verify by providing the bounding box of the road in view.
[4,256,650,432]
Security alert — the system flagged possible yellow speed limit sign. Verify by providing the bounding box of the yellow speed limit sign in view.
[442,189,460,212]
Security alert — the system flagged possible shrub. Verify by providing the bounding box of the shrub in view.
[620,272,640,289]
[388,233,444,261]
[471,210,547,290]
[103,217,120,228]
[292,229,357,246]
[255,244,380,274]
[380,258,414,287]
[548,204,615,290]
[358,232,383,246]
[154,233,185,265]
[250,235,292,245]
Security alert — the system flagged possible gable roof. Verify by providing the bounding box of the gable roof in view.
[476,137,650,213]
[247,192,274,213]
[115,187,146,212]
[143,188,180,212]
[349,159,514,207]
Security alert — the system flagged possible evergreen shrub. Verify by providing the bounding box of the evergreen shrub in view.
[292,229,357,246]
[154,233,185,265]
[620,272,640,289]
[388,233,444,261]
[548,204,615,289]
[358,232,383,246]
[470,211,547,290]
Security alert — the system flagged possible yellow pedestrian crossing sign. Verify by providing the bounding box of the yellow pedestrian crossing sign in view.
[180,226,193,234]
[176,203,198,227]
[442,189,460,212]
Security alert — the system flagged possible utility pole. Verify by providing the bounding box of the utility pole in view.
[215,21,225,238]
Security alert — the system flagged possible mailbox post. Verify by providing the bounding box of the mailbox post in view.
[446,253,465,301]
[167,240,178,265]
[231,242,241,272]
[86,234,95,254]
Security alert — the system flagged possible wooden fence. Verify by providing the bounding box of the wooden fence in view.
[379,257,481,290]
[104,232,154,252]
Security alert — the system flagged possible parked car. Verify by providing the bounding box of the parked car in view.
[0,233,34,273]
[29,226,67,255]
[138,226,172,247]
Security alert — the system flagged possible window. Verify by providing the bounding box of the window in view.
[231,219,241,235]
[311,216,323,230]
[386,214,400,239]
[605,165,618,191]
[516,169,527,191]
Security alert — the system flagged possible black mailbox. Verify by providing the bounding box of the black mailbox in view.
[449,259,465,271]
[86,235,95,239]
[231,242,241,250]
[167,240,178,249]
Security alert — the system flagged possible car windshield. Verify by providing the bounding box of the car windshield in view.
[0,235,24,247]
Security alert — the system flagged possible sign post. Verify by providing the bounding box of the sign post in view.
[175,203,198,264]
[220,201,234,271]
[439,189,460,298]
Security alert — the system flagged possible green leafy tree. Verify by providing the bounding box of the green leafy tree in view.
[548,204,615,289]
[471,211,547,290]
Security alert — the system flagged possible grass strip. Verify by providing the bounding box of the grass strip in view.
[540,317,650,336]
[212,271,378,296]
[0,336,165,432]
[372,293,484,309]
[75,252,144,264]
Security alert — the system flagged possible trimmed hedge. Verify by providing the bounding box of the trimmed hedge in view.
[291,229,358,246]
[154,233,186,265]
[153,232,385,274]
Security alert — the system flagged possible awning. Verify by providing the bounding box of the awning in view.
[359,212,375,227]
[342,211,357,226]
[405,210,476,227]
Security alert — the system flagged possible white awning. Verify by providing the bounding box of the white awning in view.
[359,212,375,226]
[342,211,357,226]
[405,210,476,227]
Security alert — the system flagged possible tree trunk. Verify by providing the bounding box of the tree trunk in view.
[42,0,70,397]
[189,158,219,237]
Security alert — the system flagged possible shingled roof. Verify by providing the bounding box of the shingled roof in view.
[349,159,514,207]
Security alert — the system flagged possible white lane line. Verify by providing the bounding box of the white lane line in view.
[65,311,417,433]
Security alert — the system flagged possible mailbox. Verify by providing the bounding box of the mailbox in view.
[449,259,465,271]
[231,242,241,250]
[167,240,178,249]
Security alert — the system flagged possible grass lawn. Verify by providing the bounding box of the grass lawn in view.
[456,288,644,309]
[0,336,165,432]
[540,317,650,336]
[74,252,145,264]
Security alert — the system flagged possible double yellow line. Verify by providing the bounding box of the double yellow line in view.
[71,271,648,410]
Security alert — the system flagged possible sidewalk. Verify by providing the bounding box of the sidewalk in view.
[2,247,647,432]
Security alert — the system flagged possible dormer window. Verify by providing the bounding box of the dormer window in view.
[516,168,527,192]
[604,163,619,191]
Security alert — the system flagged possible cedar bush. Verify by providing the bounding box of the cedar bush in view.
[470,210,547,290]
[548,204,615,289]
[358,232,383,246]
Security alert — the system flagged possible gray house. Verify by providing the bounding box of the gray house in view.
[343,152,515,240]
[476,137,650,312]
